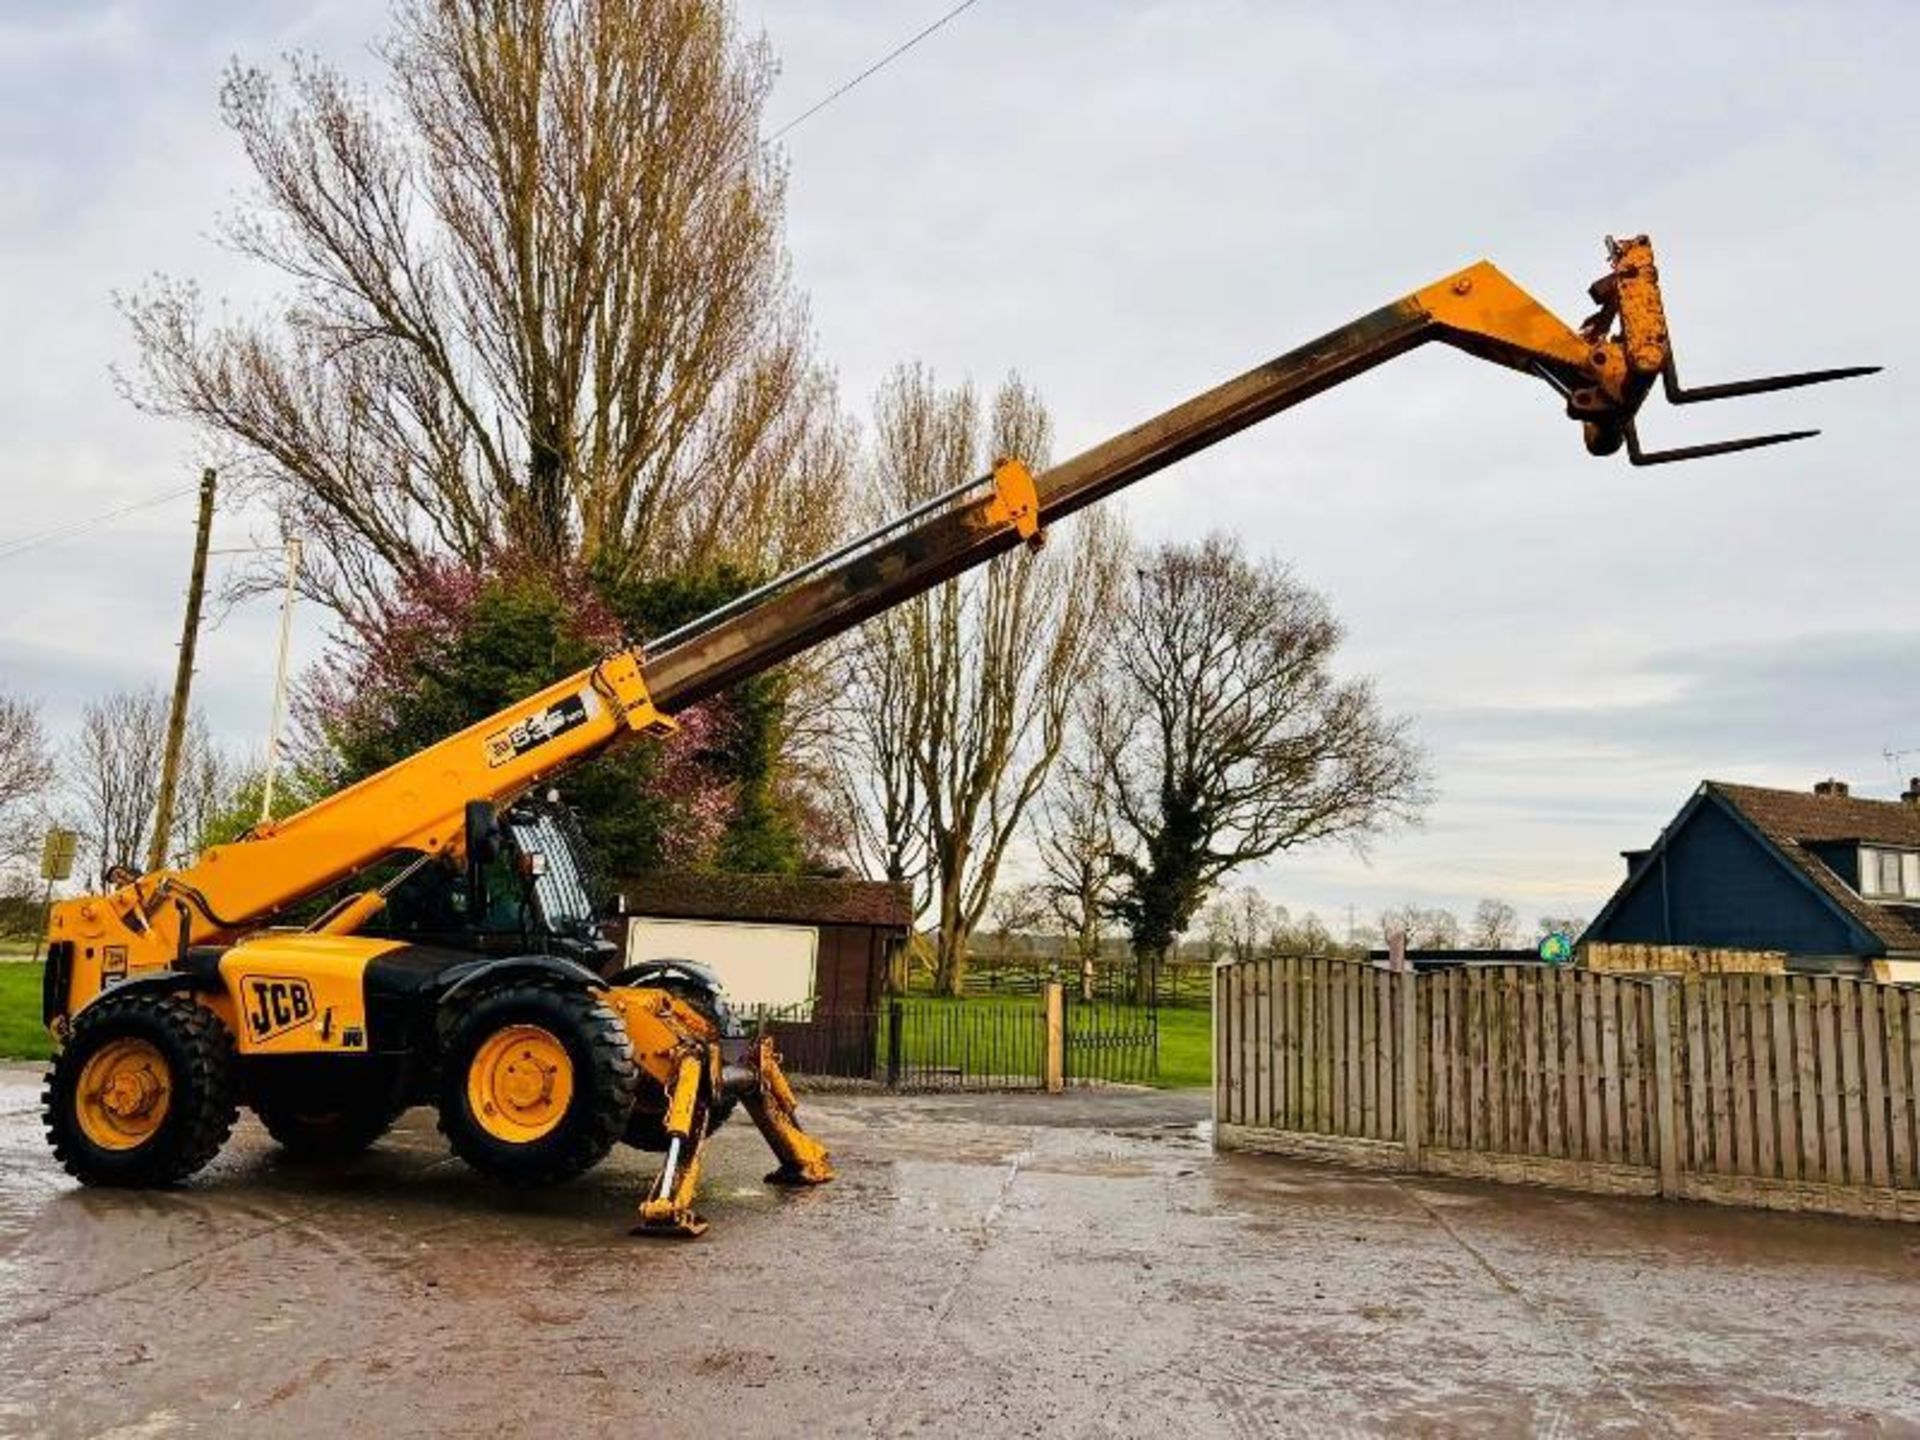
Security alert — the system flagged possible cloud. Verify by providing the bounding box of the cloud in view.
[1430,632,1920,776]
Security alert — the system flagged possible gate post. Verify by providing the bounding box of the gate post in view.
[1649,974,1680,1198]
[1398,967,1422,1167]
[1043,982,1065,1093]
[886,998,904,1088]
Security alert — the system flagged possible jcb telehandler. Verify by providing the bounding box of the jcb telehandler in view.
[39,236,1871,1234]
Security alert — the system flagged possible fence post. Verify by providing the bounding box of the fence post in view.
[1398,967,1422,1166]
[1649,974,1680,1198]
[886,998,904,1089]
[1043,982,1065,1093]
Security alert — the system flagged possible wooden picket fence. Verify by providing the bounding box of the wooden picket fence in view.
[1213,956,1920,1221]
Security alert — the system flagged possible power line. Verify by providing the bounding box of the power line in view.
[0,483,201,564]
[767,0,987,143]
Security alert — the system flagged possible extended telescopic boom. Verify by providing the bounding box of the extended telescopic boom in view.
[47,235,1873,980]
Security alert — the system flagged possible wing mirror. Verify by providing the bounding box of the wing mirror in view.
[464,800,502,865]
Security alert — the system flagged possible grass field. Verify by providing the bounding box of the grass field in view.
[1147,1003,1210,1088]
[879,992,1209,1089]
[0,963,49,1061]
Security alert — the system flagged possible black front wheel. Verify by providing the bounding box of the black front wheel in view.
[44,992,238,1187]
[436,985,638,1185]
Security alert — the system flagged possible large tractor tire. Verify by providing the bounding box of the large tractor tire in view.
[253,1094,405,1160]
[436,985,637,1185]
[43,991,238,1187]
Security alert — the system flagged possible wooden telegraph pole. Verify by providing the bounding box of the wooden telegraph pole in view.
[147,469,217,872]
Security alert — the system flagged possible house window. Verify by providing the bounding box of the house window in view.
[1860,846,1920,899]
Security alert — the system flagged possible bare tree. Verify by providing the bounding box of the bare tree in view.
[121,0,849,619]
[68,689,171,886]
[1420,909,1461,948]
[1220,886,1275,963]
[1034,718,1120,1000]
[171,718,237,865]
[1200,889,1283,963]
[0,692,55,874]
[1197,896,1232,964]
[1100,535,1428,996]
[829,367,1125,996]
[985,882,1050,978]
[1468,896,1520,949]
[1277,909,1334,957]
[1380,904,1460,950]
[826,602,933,904]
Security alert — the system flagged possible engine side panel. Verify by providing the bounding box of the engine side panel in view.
[217,934,407,1056]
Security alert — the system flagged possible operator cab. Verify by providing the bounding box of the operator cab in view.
[363,793,621,971]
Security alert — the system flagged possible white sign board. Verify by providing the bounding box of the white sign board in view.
[627,918,819,1015]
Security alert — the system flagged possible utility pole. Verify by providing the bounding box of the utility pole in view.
[147,469,216,872]
[261,537,303,822]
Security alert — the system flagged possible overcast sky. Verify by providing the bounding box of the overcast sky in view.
[1,1,1913,937]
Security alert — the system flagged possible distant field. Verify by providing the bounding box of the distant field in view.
[0,963,49,1061]
[1150,1004,1211,1089]
[880,992,1209,1089]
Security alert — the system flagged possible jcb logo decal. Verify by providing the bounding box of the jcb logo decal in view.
[483,692,591,768]
[242,976,315,1042]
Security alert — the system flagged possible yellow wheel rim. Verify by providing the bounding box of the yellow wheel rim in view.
[75,1038,172,1151]
[467,1024,574,1144]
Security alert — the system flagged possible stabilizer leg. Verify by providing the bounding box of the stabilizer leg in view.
[738,1034,835,1187]
[633,1052,710,1238]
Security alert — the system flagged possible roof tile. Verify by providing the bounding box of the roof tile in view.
[619,871,914,929]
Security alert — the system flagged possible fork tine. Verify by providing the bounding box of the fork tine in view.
[1625,422,1821,467]
[1663,357,1880,406]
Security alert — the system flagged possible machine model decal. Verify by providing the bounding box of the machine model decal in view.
[242,975,317,1043]
[484,692,591,768]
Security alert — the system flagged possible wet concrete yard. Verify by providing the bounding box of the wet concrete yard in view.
[1,1065,1916,1437]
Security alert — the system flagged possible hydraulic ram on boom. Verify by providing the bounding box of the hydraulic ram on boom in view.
[40,235,1872,1234]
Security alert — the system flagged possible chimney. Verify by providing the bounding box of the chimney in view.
[1904,778,1920,806]
[1813,778,1850,798]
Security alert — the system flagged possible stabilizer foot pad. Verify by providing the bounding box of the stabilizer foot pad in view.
[631,1210,709,1239]
[765,1162,835,1187]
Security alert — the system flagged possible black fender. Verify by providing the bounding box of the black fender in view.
[605,957,737,1037]
[433,954,608,1018]
[605,957,724,997]
[41,940,73,1027]
[48,945,226,1028]
[73,967,224,1017]
[102,969,224,997]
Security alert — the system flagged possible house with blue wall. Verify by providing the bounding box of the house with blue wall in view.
[1586,778,1920,977]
